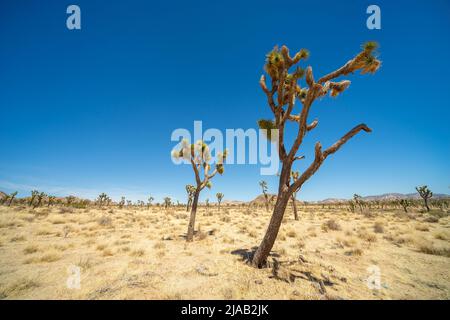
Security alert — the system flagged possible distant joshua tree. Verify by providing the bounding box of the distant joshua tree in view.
[163,197,172,209]
[416,185,432,212]
[6,191,17,206]
[252,42,380,267]
[29,190,39,206]
[353,194,364,214]
[148,196,154,208]
[348,200,356,213]
[34,192,46,208]
[216,193,224,212]
[259,180,270,212]
[47,195,56,207]
[97,193,108,207]
[399,199,410,213]
[119,196,126,209]
[66,196,76,206]
[171,139,227,242]
[185,184,196,212]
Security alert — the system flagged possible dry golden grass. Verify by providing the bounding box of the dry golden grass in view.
[0,205,449,300]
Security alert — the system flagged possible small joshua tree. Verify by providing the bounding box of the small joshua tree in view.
[399,199,410,213]
[216,192,224,212]
[163,197,171,209]
[252,42,380,267]
[29,190,39,206]
[259,181,270,212]
[416,185,432,212]
[148,196,154,208]
[34,192,46,208]
[47,195,56,207]
[290,171,299,220]
[171,139,227,242]
[66,195,76,206]
[185,184,196,212]
[7,191,18,206]
[349,200,356,213]
[0,194,8,205]
[119,196,126,209]
[97,193,108,207]
[353,194,364,214]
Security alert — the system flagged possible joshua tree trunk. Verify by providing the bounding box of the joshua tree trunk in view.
[424,199,430,212]
[186,189,200,242]
[252,163,292,267]
[291,194,298,220]
[186,198,192,212]
[253,165,292,267]
[8,196,15,206]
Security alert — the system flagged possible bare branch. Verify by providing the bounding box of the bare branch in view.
[318,45,381,84]
[190,159,202,186]
[307,119,318,131]
[318,58,355,84]
[289,124,372,194]
[323,124,372,157]
[287,115,300,123]
[305,66,315,87]
[260,75,276,114]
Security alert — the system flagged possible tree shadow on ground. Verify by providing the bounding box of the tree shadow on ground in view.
[230,247,280,264]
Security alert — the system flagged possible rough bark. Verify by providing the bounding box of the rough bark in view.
[186,190,200,242]
[252,191,291,268]
[7,196,15,206]
[186,198,192,212]
[424,199,430,212]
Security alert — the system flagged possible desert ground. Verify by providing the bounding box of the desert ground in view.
[0,204,449,300]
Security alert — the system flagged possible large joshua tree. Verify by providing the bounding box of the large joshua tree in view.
[416,185,432,212]
[172,139,227,242]
[252,42,381,267]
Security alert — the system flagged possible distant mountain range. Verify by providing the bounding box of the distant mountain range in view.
[249,192,450,204]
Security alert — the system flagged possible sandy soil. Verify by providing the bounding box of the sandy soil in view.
[0,205,449,299]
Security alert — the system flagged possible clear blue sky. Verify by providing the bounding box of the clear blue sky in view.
[1,0,449,203]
